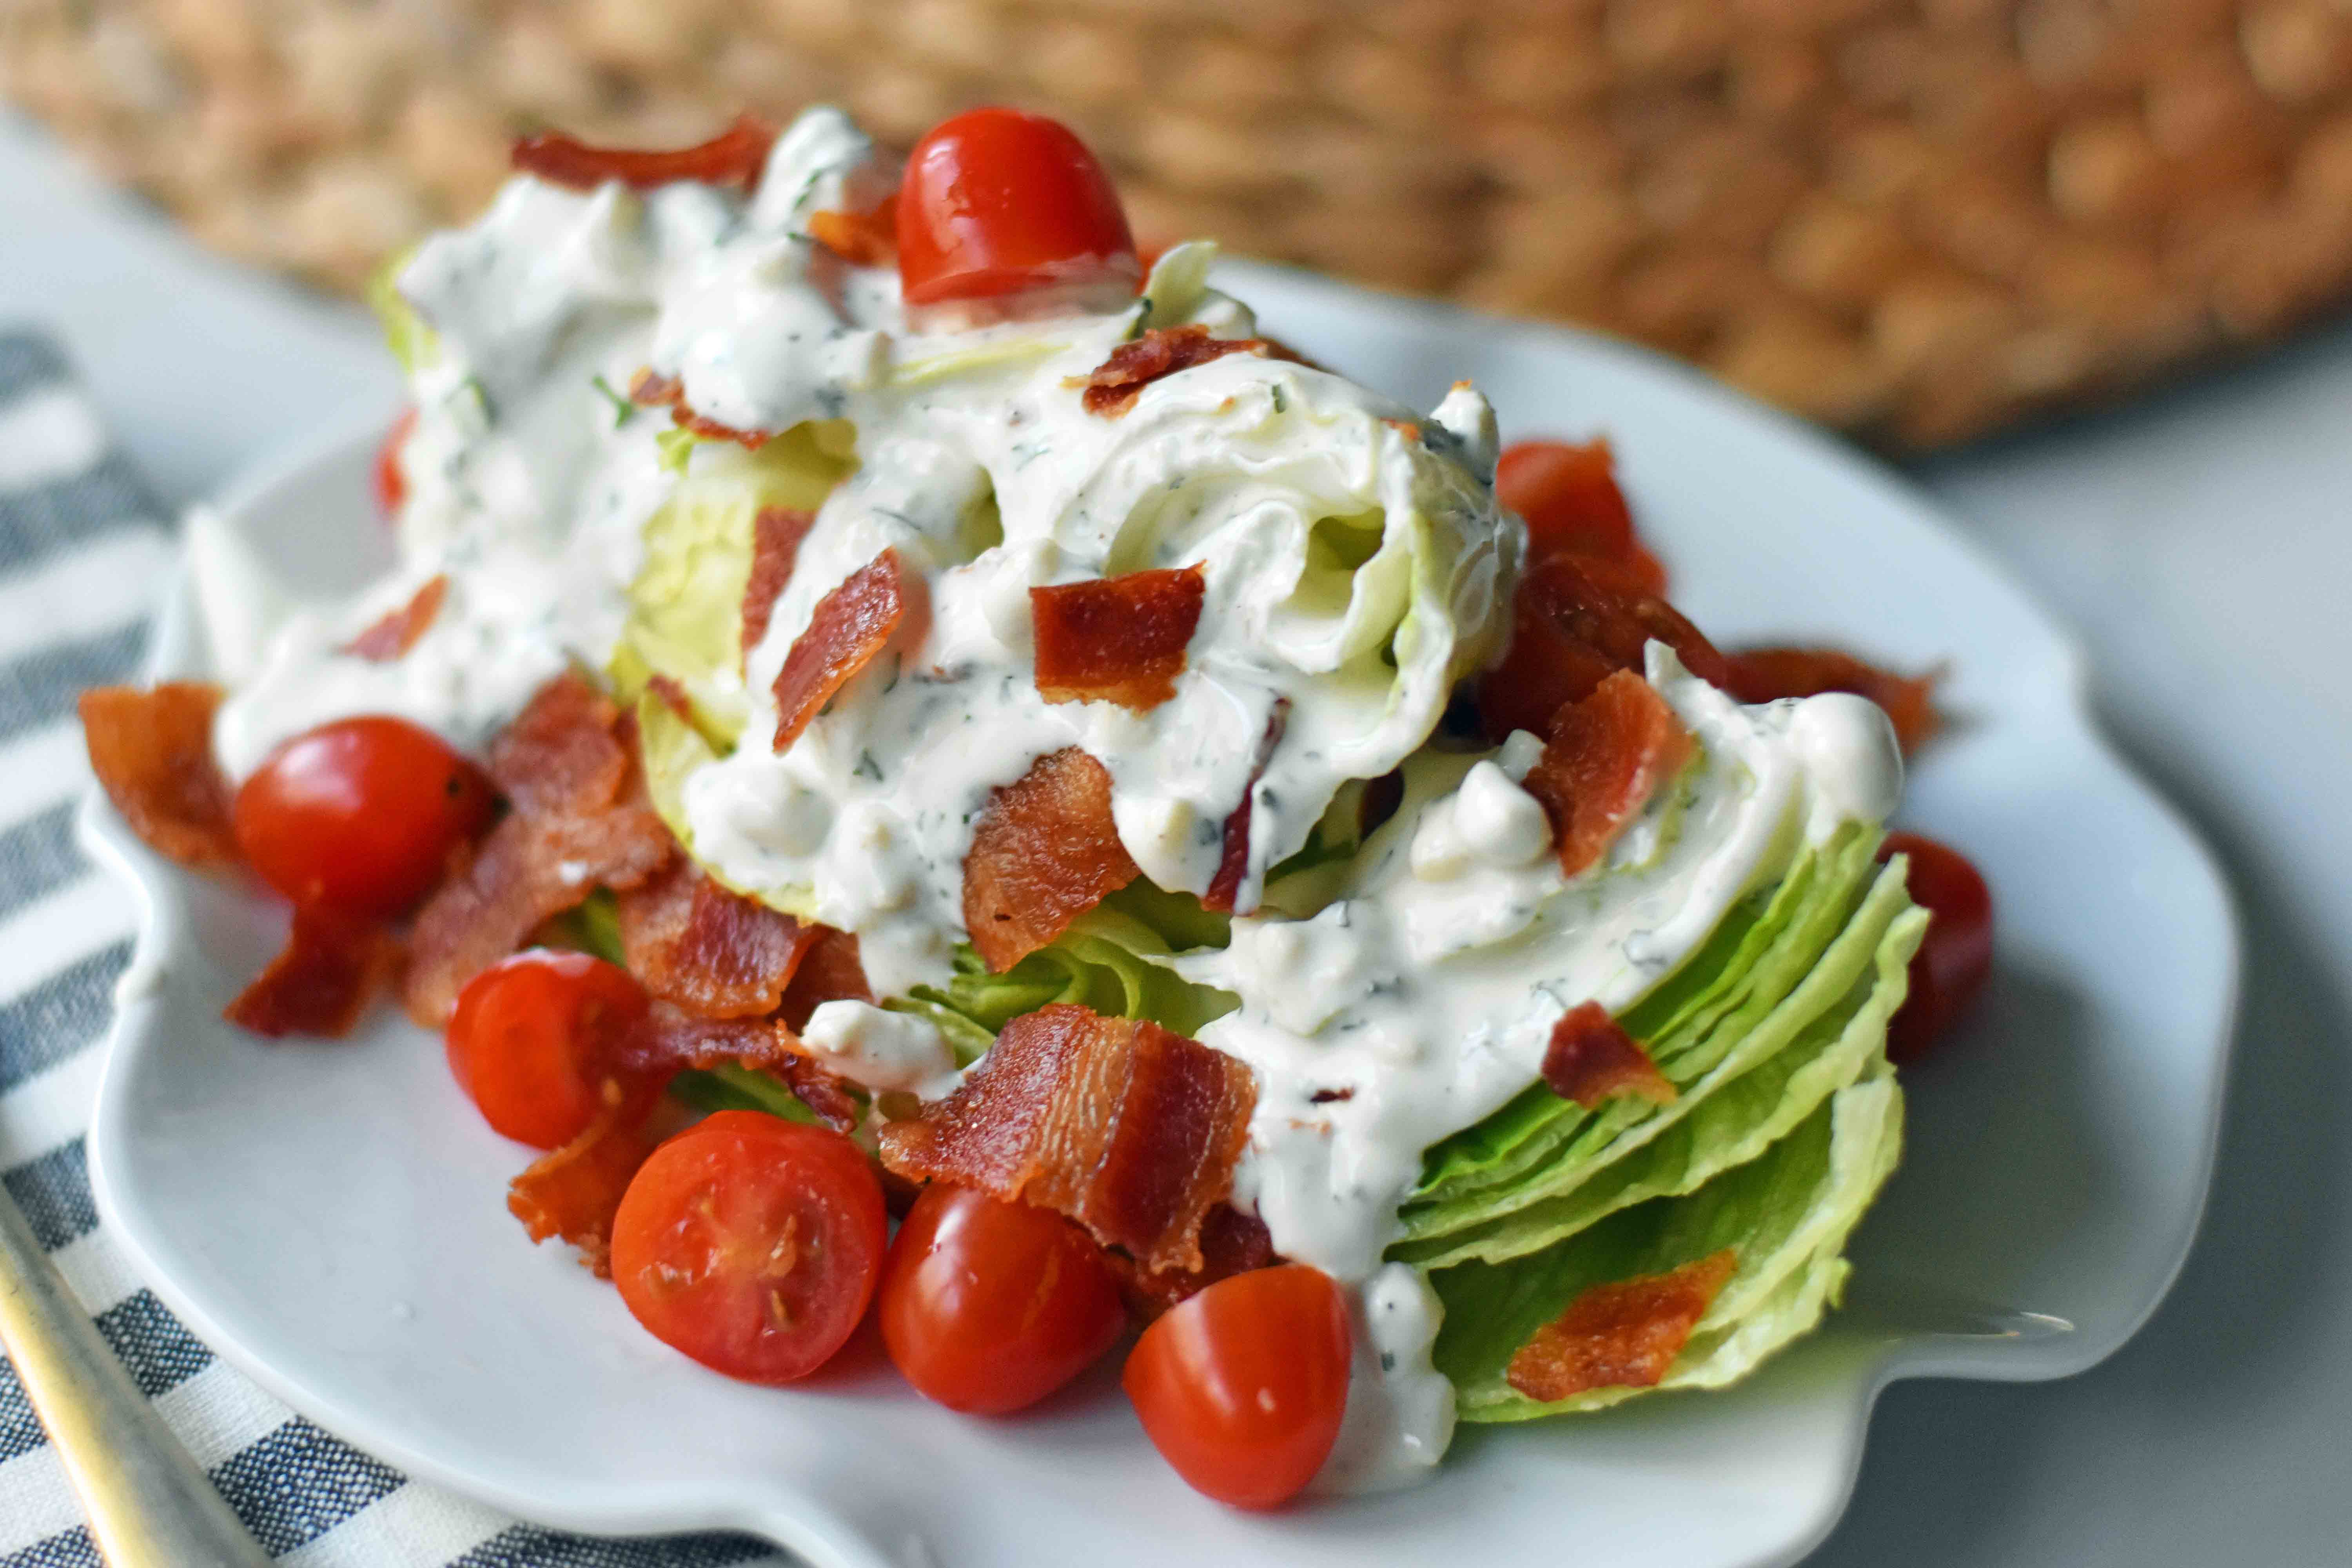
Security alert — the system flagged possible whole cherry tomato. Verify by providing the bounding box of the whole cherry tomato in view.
[1878,831,1995,1062]
[232,716,496,915]
[1123,1262,1350,1510]
[374,408,417,518]
[880,1183,1126,1414]
[895,108,1139,306]
[446,950,649,1149]
[611,1111,887,1385]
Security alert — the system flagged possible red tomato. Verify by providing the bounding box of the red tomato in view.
[1878,831,1995,1062]
[446,951,649,1149]
[880,1183,1125,1414]
[232,716,496,915]
[895,108,1138,306]
[1123,1263,1350,1510]
[374,408,417,518]
[611,1111,887,1384]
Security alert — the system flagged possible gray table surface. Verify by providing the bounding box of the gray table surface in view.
[5,106,2346,1566]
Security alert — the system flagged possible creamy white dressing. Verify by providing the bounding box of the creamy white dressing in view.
[197,107,1907,1494]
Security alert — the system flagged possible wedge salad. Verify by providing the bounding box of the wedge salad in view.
[79,104,1994,1507]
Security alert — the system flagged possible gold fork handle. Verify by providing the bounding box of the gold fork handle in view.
[0,1193,272,1567]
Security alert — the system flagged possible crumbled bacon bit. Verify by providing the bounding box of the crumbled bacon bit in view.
[1201,699,1287,915]
[1111,1203,1277,1321]
[1476,555,1729,744]
[808,201,897,266]
[740,506,816,663]
[343,575,448,661]
[1541,1001,1676,1109]
[879,1003,1256,1273]
[626,367,775,450]
[961,748,1138,973]
[776,925,873,1032]
[1726,646,1945,756]
[405,673,673,1025]
[1030,565,1205,710]
[616,859,815,1020]
[771,548,916,755]
[507,1083,663,1277]
[1071,326,1271,417]
[1520,669,1692,880]
[223,906,399,1038]
[78,683,240,866]
[1505,1249,1737,1401]
[512,112,775,192]
[774,1051,864,1132]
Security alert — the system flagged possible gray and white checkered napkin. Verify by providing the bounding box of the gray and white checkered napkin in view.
[0,330,788,1568]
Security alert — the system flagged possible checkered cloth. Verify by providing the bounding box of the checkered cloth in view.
[0,330,791,1567]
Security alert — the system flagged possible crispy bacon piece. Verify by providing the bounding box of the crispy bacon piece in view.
[1201,700,1287,915]
[78,683,240,866]
[775,1052,864,1132]
[507,1086,661,1278]
[1541,1001,1676,1109]
[404,674,673,1025]
[777,925,873,1031]
[879,1003,1256,1273]
[611,1002,788,1074]
[1031,565,1204,710]
[626,368,775,450]
[1111,1203,1276,1322]
[512,111,775,192]
[809,201,897,266]
[962,748,1139,972]
[616,859,815,1019]
[1493,439,1668,595]
[740,506,816,662]
[1505,1249,1737,1401]
[1726,646,1944,756]
[343,575,448,661]
[223,906,399,1038]
[771,548,916,754]
[1071,326,1271,417]
[1476,555,1730,744]
[1521,670,1692,880]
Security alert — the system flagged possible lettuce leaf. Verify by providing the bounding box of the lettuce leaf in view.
[1402,825,1890,1238]
[1432,1065,1903,1420]
[611,424,854,746]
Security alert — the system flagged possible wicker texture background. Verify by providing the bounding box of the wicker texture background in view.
[8,0,2352,446]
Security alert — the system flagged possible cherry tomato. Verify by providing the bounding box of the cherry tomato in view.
[374,408,417,518]
[1878,831,1995,1062]
[446,951,649,1149]
[896,108,1138,306]
[232,716,496,915]
[880,1183,1125,1414]
[1123,1263,1350,1510]
[611,1111,887,1385]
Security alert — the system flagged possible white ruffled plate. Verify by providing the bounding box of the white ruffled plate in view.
[80,263,2239,1568]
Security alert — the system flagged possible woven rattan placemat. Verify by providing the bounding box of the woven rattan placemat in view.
[9,0,2352,447]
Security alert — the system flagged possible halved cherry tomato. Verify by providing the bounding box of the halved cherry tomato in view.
[374,408,417,518]
[880,1183,1125,1414]
[1494,438,1668,595]
[1878,831,1995,1062]
[611,1111,887,1384]
[896,108,1139,306]
[1123,1263,1350,1510]
[446,951,649,1149]
[232,716,496,915]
